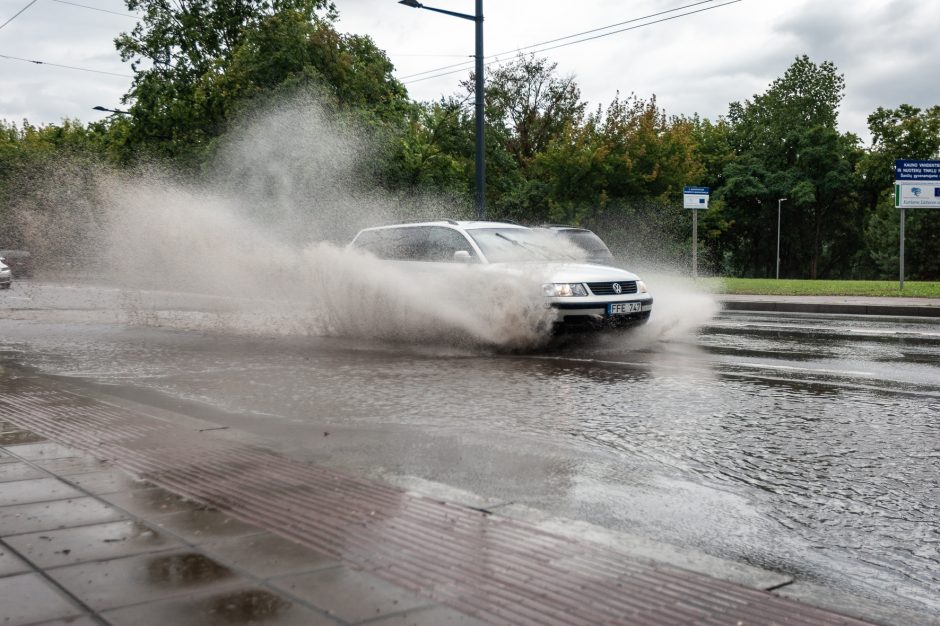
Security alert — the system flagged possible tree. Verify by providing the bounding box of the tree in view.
[113,0,408,165]
[479,54,586,166]
[718,56,863,278]
[383,99,471,194]
[859,105,940,279]
[0,120,112,264]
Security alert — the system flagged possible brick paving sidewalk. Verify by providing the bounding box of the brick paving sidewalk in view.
[0,376,878,626]
[1,434,478,625]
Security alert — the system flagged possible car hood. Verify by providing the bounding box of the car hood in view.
[486,261,640,283]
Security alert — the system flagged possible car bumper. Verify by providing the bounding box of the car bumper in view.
[549,297,653,331]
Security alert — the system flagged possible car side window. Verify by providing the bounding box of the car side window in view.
[355,227,475,262]
[425,227,476,262]
[354,227,428,260]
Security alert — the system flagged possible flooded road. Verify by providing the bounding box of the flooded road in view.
[1,281,938,617]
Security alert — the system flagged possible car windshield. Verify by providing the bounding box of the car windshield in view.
[468,228,580,263]
[558,230,615,263]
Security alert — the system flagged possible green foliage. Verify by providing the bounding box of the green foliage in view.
[481,54,586,165]
[383,99,470,193]
[525,94,703,227]
[112,0,406,166]
[0,120,113,247]
[713,56,864,279]
[859,104,940,279]
[1,6,938,281]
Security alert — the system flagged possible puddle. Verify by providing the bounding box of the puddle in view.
[147,552,234,586]
[207,589,292,622]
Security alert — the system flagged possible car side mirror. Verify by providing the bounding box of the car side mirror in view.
[453,250,473,263]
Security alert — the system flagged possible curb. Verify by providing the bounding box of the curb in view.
[719,298,940,318]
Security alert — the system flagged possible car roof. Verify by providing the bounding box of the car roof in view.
[537,225,591,233]
[358,221,528,232]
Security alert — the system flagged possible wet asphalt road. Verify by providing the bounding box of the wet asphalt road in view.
[1,280,938,617]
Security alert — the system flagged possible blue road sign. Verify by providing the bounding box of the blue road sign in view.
[895,160,940,181]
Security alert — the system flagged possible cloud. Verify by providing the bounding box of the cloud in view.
[2,0,938,143]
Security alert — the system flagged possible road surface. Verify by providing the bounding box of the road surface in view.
[2,280,938,620]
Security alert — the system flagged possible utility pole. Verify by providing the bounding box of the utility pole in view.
[399,0,485,219]
[776,198,787,279]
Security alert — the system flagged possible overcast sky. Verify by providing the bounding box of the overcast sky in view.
[1,0,938,144]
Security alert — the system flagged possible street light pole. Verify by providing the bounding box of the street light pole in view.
[398,0,485,219]
[473,0,484,219]
[93,105,130,115]
[776,198,787,280]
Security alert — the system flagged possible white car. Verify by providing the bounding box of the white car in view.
[0,259,11,289]
[350,221,652,331]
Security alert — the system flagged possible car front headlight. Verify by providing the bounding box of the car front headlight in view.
[543,283,587,297]
[637,280,648,293]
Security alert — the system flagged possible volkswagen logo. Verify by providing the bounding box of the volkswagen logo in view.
[612,282,622,294]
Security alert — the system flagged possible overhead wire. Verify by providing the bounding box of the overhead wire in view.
[50,0,139,19]
[0,0,741,90]
[0,0,39,32]
[398,0,725,80]
[0,0,138,80]
[0,52,132,77]
[399,0,742,84]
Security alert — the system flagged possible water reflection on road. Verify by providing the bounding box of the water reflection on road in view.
[1,283,938,615]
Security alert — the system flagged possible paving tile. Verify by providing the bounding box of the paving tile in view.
[151,508,264,544]
[270,567,431,623]
[4,519,185,568]
[102,585,339,626]
[0,541,31,576]
[0,461,48,483]
[4,442,80,461]
[65,470,152,495]
[364,606,489,626]
[0,497,126,537]
[102,487,208,517]
[47,549,245,611]
[0,572,84,624]
[0,477,84,507]
[199,532,340,580]
[33,456,112,476]
[0,430,47,446]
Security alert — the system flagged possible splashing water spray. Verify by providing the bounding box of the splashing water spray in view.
[14,94,720,351]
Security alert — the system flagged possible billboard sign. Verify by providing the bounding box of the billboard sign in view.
[895,183,940,208]
[683,186,710,210]
[895,160,940,209]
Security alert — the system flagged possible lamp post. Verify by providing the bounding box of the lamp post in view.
[93,105,130,115]
[776,198,787,280]
[399,0,485,219]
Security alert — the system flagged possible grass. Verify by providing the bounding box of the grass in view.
[703,278,940,298]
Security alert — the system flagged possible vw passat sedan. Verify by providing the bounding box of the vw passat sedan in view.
[350,221,652,331]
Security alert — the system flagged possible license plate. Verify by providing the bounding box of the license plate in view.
[607,302,642,315]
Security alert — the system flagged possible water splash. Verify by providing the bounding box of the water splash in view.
[13,95,720,350]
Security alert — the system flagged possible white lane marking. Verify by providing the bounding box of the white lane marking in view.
[706,320,940,340]
[733,362,877,378]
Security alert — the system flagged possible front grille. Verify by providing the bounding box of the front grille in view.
[587,281,637,296]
